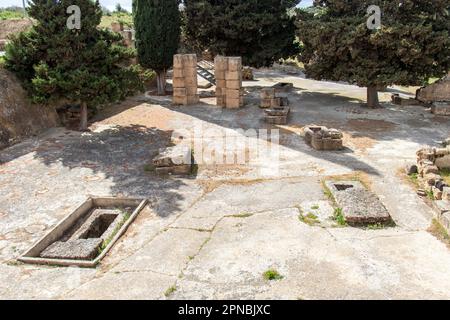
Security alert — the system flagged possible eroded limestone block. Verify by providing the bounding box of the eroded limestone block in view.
[304,125,343,151]
[431,102,450,116]
[153,145,192,167]
[324,180,392,225]
[40,239,103,260]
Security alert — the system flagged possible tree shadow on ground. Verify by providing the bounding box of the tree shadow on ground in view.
[4,125,195,218]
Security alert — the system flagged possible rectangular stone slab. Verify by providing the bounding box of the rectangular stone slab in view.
[153,145,192,167]
[40,238,103,260]
[325,180,392,225]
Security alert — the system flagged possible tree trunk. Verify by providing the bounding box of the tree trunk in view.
[367,86,380,108]
[79,102,88,131]
[156,70,167,96]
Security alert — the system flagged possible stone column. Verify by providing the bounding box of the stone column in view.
[214,56,243,109]
[172,54,199,105]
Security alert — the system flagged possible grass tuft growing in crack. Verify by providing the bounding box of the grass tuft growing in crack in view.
[299,212,320,226]
[164,285,177,297]
[333,208,347,227]
[263,269,284,281]
[98,211,131,255]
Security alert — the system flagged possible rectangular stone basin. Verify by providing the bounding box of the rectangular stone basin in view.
[19,197,147,267]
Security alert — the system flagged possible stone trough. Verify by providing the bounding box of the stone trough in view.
[325,180,392,226]
[19,197,147,267]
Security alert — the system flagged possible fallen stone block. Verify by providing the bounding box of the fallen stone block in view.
[325,180,392,225]
[433,200,450,216]
[153,145,192,167]
[431,102,450,116]
[264,107,290,125]
[443,187,450,201]
[304,125,344,151]
[441,212,450,231]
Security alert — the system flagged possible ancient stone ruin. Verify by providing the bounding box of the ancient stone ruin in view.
[19,198,147,267]
[325,180,392,226]
[172,54,199,105]
[415,145,450,201]
[264,107,290,125]
[260,83,291,109]
[413,143,450,232]
[416,73,450,116]
[153,144,192,175]
[214,56,244,109]
[304,125,344,151]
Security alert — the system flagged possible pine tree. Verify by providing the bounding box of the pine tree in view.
[133,0,181,95]
[297,0,450,108]
[183,0,300,67]
[4,0,142,130]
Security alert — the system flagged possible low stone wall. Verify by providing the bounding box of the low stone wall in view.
[0,68,60,149]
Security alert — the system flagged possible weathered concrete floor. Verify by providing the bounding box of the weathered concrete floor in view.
[0,69,449,299]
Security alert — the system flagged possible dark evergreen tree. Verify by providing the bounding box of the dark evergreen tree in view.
[133,0,181,95]
[297,0,450,108]
[183,0,300,67]
[5,0,141,130]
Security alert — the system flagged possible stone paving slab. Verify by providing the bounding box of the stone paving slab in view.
[66,270,176,300]
[113,228,210,276]
[172,209,450,300]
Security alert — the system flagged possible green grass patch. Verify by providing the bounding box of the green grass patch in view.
[98,211,131,254]
[299,212,319,226]
[263,269,283,281]
[333,208,347,226]
[439,168,450,185]
[143,164,155,173]
[311,205,320,210]
[425,189,435,201]
[230,213,253,218]
[100,12,133,29]
[428,219,450,248]
[164,285,177,297]
[408,173,420,188]
[0,10,25,20]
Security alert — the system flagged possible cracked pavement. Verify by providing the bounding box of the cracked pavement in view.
[1,69,450,299]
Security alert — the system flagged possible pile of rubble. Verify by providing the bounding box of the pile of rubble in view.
[172,54,199,105]
[413,145,450,201]
[215,56,244,109]
[152,144,193,175]
[304,125,344,151]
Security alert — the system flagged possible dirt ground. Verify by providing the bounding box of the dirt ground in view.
[1,68,450,299]
[0,19,32,40]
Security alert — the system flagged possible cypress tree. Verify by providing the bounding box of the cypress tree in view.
[183,0,300,68]
[133,0,181,95]
[297,0,450,108]
[5,0,142,130]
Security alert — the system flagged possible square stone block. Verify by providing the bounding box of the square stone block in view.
[226,79,242,90]
[226,89,241,100]
[225,71,241,81]
[431,102,450,116]
[227,57,242,71]
[226,98,241,109]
